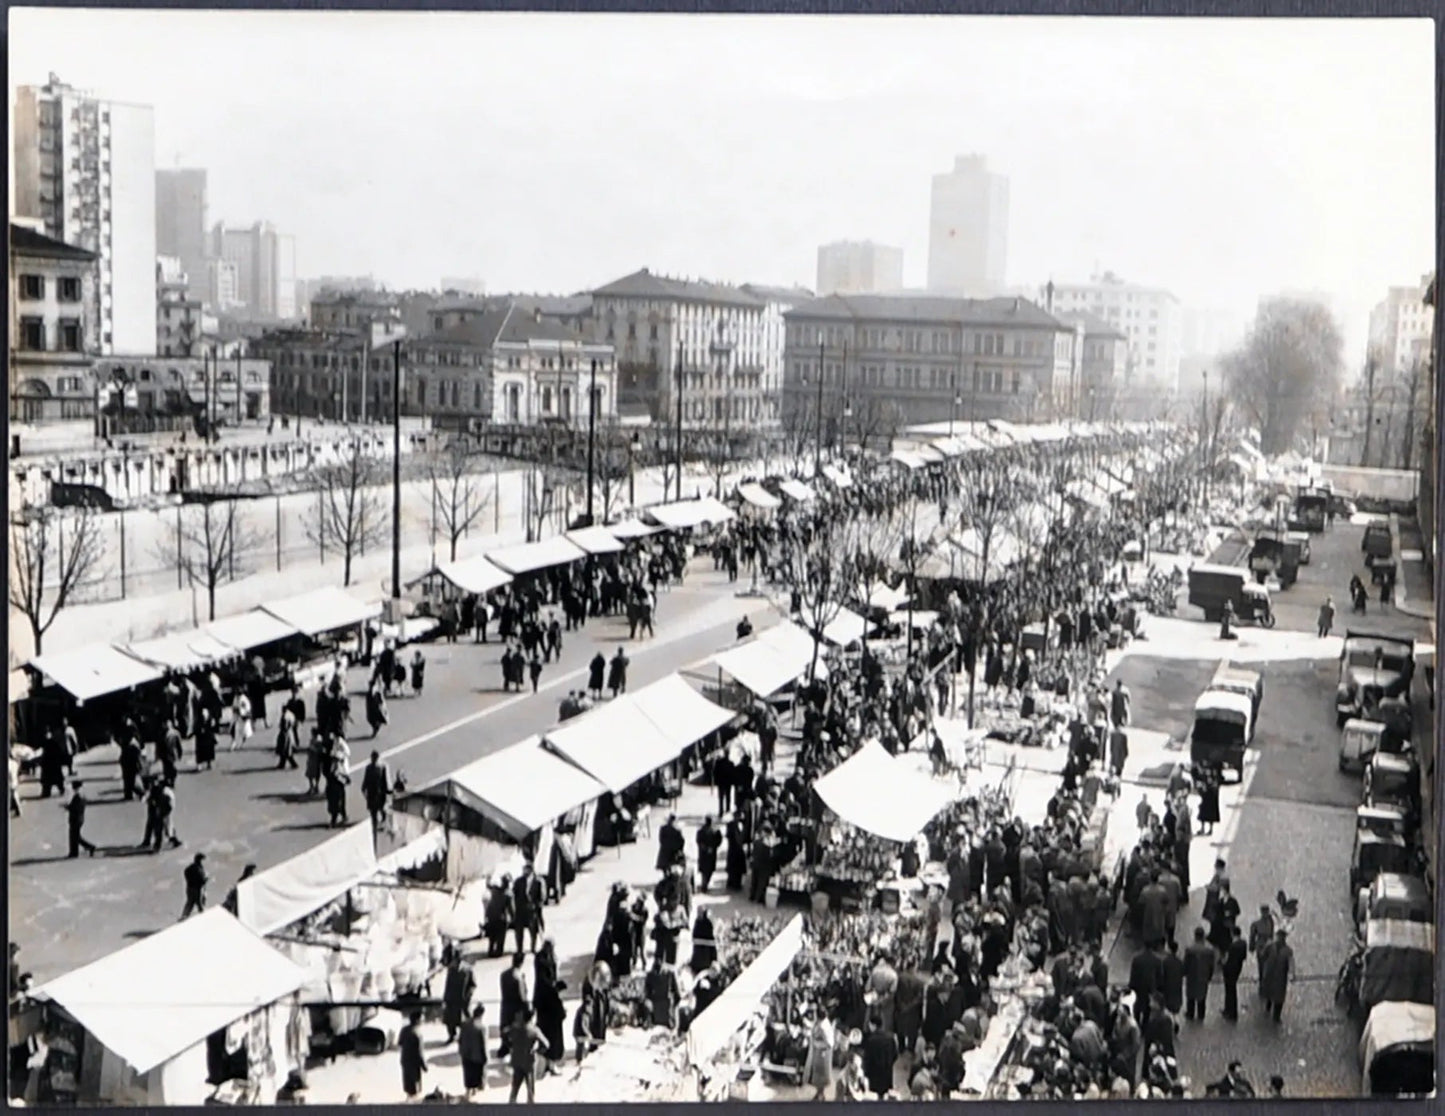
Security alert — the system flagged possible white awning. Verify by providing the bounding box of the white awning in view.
[122,632,243,673]
[407,737,606,840]
[688,914,805,1069]
[713,622,823,697]
[868,582,910,611]
[694,496,737,524]
[800,605,869,647]
[606,518,663,539]
[29,644,164,703]
[201,608,300,651]
[565,526,626,555]
[486,536,588,575]
[914,443,946,463]
[737,482,781,510]
[890,449,927,471]
[234,823,378,936]
[33,908,306,1075]
[779,479,816,502]
[946,526,1023,582]
[434,554,514,595]
[820,464,854,488]
[263,587,380,637]
[888,609,940,630]
[813,741,954,843]
[647,500,714,529]
[545,696,683,793]
[628,674,735,750]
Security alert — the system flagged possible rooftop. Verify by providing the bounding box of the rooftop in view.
[592,268,765,309]
[424,300,592,348]
[741,282,815,304]
[10,223,97,263]
[783,292,1068,330]
[1053,310,1128,341]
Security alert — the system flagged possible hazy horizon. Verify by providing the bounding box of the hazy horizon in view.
[9,11,1436,366]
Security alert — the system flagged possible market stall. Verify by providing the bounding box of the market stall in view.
[820,464,854,489]
[485,536,588,576]
[122,631,244,674]
[778,479,816,503]
[608,518,665,540]
[28,909,307,1105]
[565,525,628,555]
[234,823,380,937]
[27,643,164,706]
[425,554,514,597]
[712,623,825,701]
[812,742,955,844]
[738,482,782,510]
[200,608,302,656]
[261,586,380,640]
[544,692,683,794]
[629,673,737,754]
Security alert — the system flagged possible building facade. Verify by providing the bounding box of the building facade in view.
[155,168,208,304]
[781,294,1074,433]
[1043,272,1183,388]
[589,269,769,428]
[210,221,298,320]
[742,284,811,427]
[12,75,157,355]
[92,354,271,423]
[1054,311,1129,420]
[927,155,1009,297]
[816,241,904,296]
[258,301,616,428]
[1368,275,1434,377]
[156,256,204,357]
[10,223,99,422]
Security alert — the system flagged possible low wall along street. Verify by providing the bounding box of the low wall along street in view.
[1320,464,1420,504]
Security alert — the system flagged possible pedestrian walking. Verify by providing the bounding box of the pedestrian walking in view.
[588,652,605,699]
[1110,679,1132,728]
[528,652,543,694]
[65,781,98,858]
[1317,596,1335,639]
[399,1011,427,1099]
[1183,926,1215,1021]
[222,863,257,915]
[181,852,208,919]
[118,730,143,801]
[1221,924,1247,1021]
[361,750,392,833]
[229,691,253,750]
[442,951,478,1043]
[1248,905,1275,985]
[1259,930,1294,1022]
[607,648,629,697]
[411,650,427,697]
[365,678,389,738]
[195,711,218,771]
[459,1005,488,1099]
[506,1006,546,1104]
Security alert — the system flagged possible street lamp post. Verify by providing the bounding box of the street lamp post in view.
[586,358,598,524]
[1201,370,1210,509]
[628,431,641,508]
[390,339,403,601]
[813,336,825,478]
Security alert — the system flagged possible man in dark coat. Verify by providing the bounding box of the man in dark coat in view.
[181,852,208,918]
[65,781,98,858]
[1183,926,1216,1021]
[1259,930,1294,1022]
[1159,939,1185,1015]
[588,652,605,699]
[656,814,685,871]
[1128,945,1164,1027]
[695,816,722,891]
[1141,991,1176,1058]
[399,1011,427,1098]
[607,648,628,696]
[512,864,545,953]
[860,1017,899,1097]
[1221,924,1248,1022]
[442,952,477,1043]
[497,953,530,1058]
[894,963,927,1059]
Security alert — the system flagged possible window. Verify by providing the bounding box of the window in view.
[59,318,82,352]
[649,324,658,341]
[1011,371,1021,394]
[474,382,482,411]
[416,377,428,405]
[19,274,44,300]
[20,317,45,350]
[542,385,553,413]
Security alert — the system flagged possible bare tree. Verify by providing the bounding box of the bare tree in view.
[1223,298,1344,456]
[306,444,387,586]
[785,506,856,681]
[851,397,906,455]
[1398,358,1428,471]
[593,442,632,523]
[523,465,569,541]
[164,499,268,622]
[427,444,495,561]
[9,506,105,656]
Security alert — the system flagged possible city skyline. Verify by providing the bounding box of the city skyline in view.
[9,12,1434,364]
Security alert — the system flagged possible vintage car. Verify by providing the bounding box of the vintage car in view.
[1210,662,1264,727]
[1360,1001,1435,1097]
[1363,752,1421,817]
[1336,632,1415,727]
[1187,564,1275,627]
[1350,806,1415,900]
[1360,918,1435,1015]
[1355,872,1432,930]
[1190,689,1253,781]
[1289,487,1329,532]
[1340,718,1387,773]
[1285,530,1312,564]
[1248,530,1300,589]
[1363,520,1394,560]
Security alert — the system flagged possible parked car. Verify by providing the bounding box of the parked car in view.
[1190,688,1254,781]
[1187,564,1275,627]
[1363,520,1393,560]
[1336,632,1415,727]
[1360,1001,1435,1097]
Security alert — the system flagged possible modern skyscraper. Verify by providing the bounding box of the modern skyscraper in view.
[927,155,1009,297]
[155,168,209,305]
[816,241,904,295]
[210,221,298,319]
[12,74,157,354]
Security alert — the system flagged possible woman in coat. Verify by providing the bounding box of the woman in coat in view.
[802,1011,835,1100]
[533,974,567,1073]
[365,679,388,738]
[1196,767,1222,836]
[534,939,559,1000]
[574,963,611,1063]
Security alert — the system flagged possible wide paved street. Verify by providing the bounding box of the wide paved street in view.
[9,561,765,982]
[1099,514,1431,1096]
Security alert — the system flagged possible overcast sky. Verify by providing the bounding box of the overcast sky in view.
[9,11,1435,362]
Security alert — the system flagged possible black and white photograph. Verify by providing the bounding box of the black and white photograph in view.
[5,9,1438,1105]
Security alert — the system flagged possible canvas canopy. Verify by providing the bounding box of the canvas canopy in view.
[778,479,816,502]
[564,526,626,556]
[123,632,241,673]
[713,630,819,698]
[234,823,378,936]
[802,605,869,647]
[628,674,735,750]
[820,464,854,488]
[34,908,306,1076]
[1195,689,1253,724]
[868,582,910,611]
[889,449,927,471]
[201,608,300,651]
[737,482,781,509]
[1360,1000,1435,1072]
[687,914,806,1069]
[263,587,378,637]
[431,554,514,595]
[606,518,663,539]
[29,643,163,703]
[946,526,1023,582]
[545,696,683,793]
[647,500,715,529]
[813,741,954,842]
[410,737,606,840]
[486,536,588,575]
[694,496,737,523]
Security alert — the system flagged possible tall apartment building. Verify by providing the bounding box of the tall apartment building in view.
[156,256,204,357]
[816,241,903,296]
[155,168,208,304]
[781,293,1075,433]
[210,221,298,320]
[589,269,771,428]
[206,258,240,312]
[1369,275,1435,376]
[1044,272,1183,388]
[927,155,1009,297]
[12,74,157,355]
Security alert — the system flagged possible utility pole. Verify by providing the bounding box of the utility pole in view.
[814,336,824,478]
[674,339,684,502]
[1362,354,1378,466]
[586,357,597,523]
[235,348,243,424]
[390,339,402,600]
